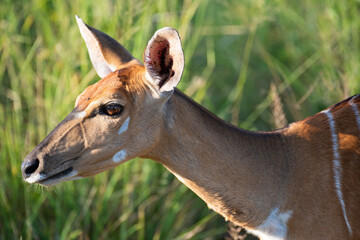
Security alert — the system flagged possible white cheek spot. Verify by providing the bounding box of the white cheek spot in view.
[113,150,127,163]
[247,208,293,240]
[118,117,130,135]
[25,173,46,183]
[75,111,86,119]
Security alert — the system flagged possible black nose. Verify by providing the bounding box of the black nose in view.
[21,158,40,179]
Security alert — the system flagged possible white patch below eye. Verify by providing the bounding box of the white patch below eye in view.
[247,208,292,240]
[118,117,130,135]
[113,150,127,163]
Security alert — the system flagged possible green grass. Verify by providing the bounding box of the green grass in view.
[1,0,359,239]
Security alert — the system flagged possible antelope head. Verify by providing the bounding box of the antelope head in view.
[21,16,184,186]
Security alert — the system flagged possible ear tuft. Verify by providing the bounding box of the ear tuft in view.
[144,27,184,93]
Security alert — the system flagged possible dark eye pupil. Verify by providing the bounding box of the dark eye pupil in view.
[105,104,122,116]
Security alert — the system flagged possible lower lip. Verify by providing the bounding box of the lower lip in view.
[39,167,74,184]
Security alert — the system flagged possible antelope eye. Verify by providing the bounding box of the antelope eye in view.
[102,103,123,116]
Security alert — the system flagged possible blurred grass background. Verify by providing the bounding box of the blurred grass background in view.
[1,0,359,239]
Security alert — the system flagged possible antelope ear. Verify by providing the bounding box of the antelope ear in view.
[75,15,139,78]
[144,27,185,93]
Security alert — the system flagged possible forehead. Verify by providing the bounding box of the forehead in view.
[75,65,146,109]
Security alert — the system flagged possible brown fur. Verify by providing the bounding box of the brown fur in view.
[22,19,360,239]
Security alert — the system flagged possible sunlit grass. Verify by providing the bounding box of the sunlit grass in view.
[1,0,359,239]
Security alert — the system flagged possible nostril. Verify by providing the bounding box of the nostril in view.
[24,159,40,176]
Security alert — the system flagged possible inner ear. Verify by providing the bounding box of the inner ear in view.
[145,38,175,89]
[144,27,184,93]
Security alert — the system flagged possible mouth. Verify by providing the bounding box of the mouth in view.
[39,167,73,183]
[26,167,81,186]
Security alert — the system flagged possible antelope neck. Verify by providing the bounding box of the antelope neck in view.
[143,89,290,227]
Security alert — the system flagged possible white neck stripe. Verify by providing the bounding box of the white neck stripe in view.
[324,110,352,235]
[350,96,360,133]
